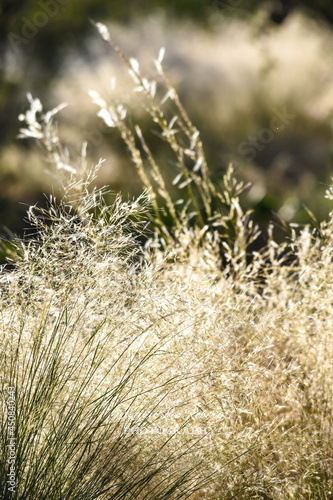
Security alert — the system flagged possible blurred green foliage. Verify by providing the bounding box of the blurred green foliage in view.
[2,0,333,139]
[215,0,333,25]
[2,0,333,81]
[0,0,210,146]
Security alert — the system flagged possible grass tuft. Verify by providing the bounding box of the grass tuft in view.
[1,27,333,498]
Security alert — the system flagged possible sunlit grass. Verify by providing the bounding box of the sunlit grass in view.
[1,30,333,498]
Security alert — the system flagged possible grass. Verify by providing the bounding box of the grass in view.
[1,24,333,498]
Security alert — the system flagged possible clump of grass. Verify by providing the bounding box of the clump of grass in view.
[0,97,211,499]
[1,26,333,499]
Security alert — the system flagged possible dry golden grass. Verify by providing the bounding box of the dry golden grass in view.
[1,30,333,499]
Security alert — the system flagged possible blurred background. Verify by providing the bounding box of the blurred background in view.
[1,0,333,261]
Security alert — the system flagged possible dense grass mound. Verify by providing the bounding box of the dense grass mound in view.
[1,26,333,499]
